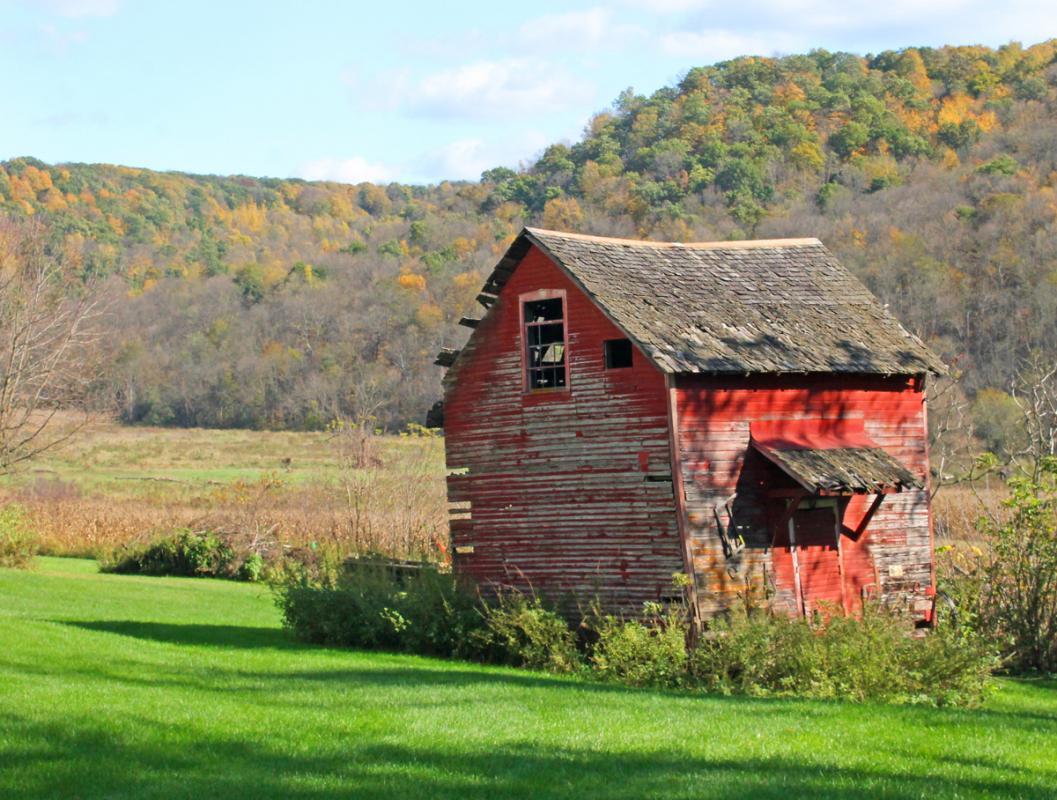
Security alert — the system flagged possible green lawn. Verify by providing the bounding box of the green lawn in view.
[1,559,1055,799]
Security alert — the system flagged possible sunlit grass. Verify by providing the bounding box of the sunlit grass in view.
[0,557,1055,799]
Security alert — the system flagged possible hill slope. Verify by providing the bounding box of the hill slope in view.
[3,41,1056,430]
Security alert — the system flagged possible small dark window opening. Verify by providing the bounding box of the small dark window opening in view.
[524,297,567,390]
[604,338,633,369]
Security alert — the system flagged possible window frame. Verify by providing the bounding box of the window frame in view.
[519,289,570,394]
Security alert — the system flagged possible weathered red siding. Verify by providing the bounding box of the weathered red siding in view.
[673,374,933,621]
[444,245,684,613]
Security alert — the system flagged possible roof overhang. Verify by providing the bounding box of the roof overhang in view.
[750,420,924,495]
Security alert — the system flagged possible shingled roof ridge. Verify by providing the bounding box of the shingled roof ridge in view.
[525,226,822,250]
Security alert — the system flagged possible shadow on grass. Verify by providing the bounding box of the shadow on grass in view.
[64,620,301,650]
[56,620,1057,719]
[1,711,1053,800]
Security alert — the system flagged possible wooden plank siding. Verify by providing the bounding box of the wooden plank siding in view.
[673,374,934,621]
[443,245,685,615]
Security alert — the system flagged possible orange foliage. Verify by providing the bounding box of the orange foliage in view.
[397,273,427,292]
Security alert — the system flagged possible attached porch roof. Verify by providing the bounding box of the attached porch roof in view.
[750,422,924,495]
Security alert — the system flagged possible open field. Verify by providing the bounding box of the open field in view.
[1,419,996,565]
[1,557,1055,799]
[0,420,447,560]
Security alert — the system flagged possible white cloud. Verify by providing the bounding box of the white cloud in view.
[660,29,802,59]
[373,59,595,120]
[297,156,396,184]
[518,7,644,51]
[36,0,120,17]
[38,22,89,52]
[622,0,710,11]
[411,133,551,182]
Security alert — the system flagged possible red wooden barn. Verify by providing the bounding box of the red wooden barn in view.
[436,227,945,625]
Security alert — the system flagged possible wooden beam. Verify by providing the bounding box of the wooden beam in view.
[845,493,885,540]
[770,492,806,548]
[834,502,849,616]
[665,375,701,641]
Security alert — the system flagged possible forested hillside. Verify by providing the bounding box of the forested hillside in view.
[3,41,1057,431]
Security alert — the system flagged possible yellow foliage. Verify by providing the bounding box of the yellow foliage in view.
[898,49,933,96]
[23,166,53,193]
[8,175,33,204]
[493,202,522,223]
[107,215,126,237]
[415,302,443,328]
[42,188,67,212]
[938,93,973,127]
[450,237,476,259]
[232,203,265,233]
[397,273,427,292]
[453,271,481,289]
[789,140,825,172]
[941,148,961,169]
[541,197,584,231]
[262,264,288,288]
[773,81,806,104]
[328,192,355,219]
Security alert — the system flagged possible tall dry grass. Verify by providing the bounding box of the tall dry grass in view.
[4,427,448,563]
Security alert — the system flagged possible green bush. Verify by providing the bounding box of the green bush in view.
[940,457,1057,673]
[276,566,995,706]
[0,504,39,569]
[590,602,688,688]
[476,592,582,673]
[691,603,996,706]
[277,559,485,659]
[100,528,269,581]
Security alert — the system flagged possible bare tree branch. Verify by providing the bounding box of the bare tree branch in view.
[0,217,108,473]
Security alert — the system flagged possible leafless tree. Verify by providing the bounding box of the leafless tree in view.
[927,372,977,497]
[1010,354,1057,483]
[0,218,107,473]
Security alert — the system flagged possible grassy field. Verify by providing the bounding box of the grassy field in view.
[1,557,1055,799]
[0,420,447,560]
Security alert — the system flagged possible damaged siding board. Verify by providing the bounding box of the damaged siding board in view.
[443,245,683,615]
[673,373,933,620]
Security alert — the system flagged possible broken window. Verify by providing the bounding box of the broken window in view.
[523,296,567,390]
[604,338,633,369]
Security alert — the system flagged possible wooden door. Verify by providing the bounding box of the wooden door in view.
[772,499,846,617]
[793,505,843,616]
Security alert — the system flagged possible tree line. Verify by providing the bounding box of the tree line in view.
[2,41,1056,449]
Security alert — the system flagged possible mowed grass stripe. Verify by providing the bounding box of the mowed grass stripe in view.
[0,557,1055,799]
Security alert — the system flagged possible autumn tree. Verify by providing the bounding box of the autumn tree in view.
[0,218,106,472]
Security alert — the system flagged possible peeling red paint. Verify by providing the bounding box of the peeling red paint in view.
[443,247,935,623]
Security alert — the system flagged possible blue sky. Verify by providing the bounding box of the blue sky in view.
[3,0,1057,185]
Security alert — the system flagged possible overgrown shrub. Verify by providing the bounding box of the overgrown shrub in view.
[691,603,996,706]
[590,602,688,688]
[277,558,485,659]
[0,503,39,568]
[277,567,996,706]
[939,457,1057,673]
[100,528,273,581]
[476,592,582,673]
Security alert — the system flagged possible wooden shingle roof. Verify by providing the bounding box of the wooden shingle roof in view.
[479,227,944,376]
[753,442,925,494]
